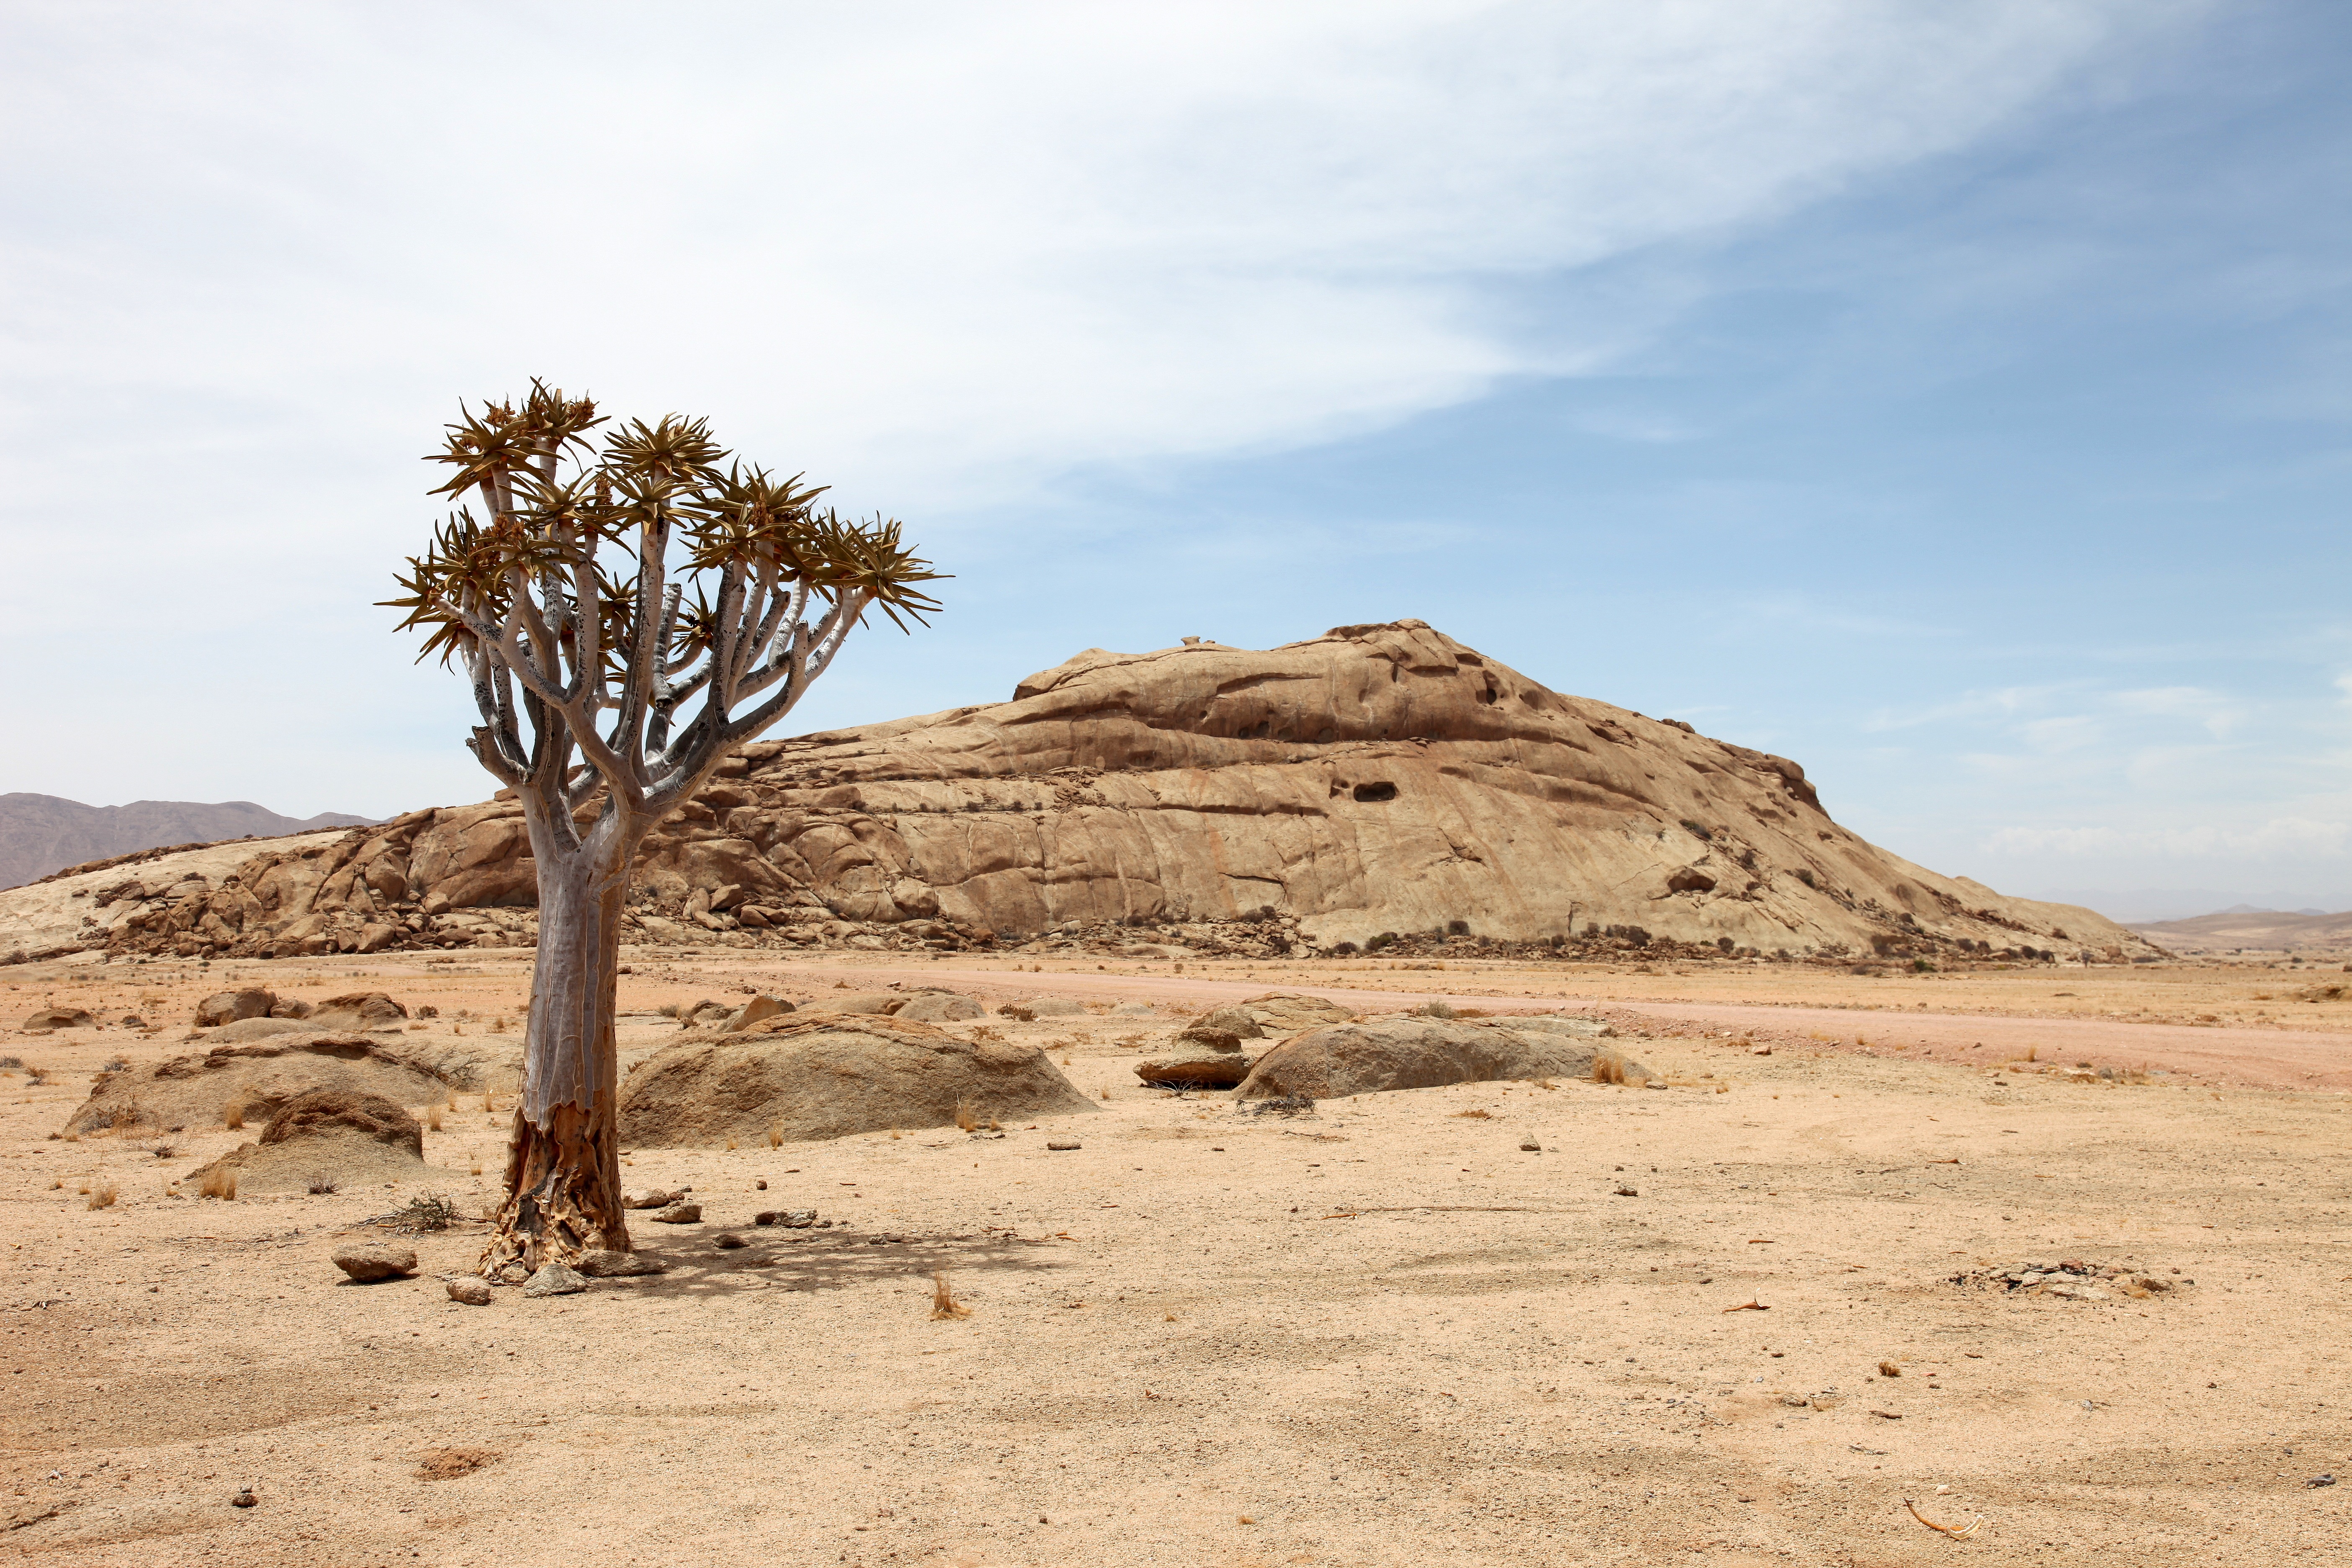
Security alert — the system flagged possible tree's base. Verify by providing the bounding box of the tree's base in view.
[478,1105,630,1274]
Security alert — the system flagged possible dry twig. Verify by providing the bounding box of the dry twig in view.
[1903,1498,1983,1540]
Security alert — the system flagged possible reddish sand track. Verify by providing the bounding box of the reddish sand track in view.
[777,961,2352,1092]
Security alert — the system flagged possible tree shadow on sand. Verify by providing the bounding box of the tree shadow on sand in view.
[591,1226,1070,1300]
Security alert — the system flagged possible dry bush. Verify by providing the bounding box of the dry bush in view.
[308,1177,338,1194]
[481,1094,496,1112]
[988,1117,1002,1132]
[724,1133,739,1150]
[954,1099,977,1133]
[1877,1360,1902,1377]
[656,1002,682,1019]
[469,1161,483,1176]
[766,1125,783,1148]
[489,1015,508,1033]
[223,1099,246,1130]
[1451,1107,1493,1119]
[26,1065,49,1085]
[199,1168,237,1200]
[427,1105,443,1132]
[889,1128,901,1140]
[1590,1054,1630,1086]
[930,1271,972,1320]
[86,1184,117,1210]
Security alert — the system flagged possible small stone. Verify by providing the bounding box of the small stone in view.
[756,1179,767,1190]
[649,1202,702,1224]
[331,1242,418,1282]
[445,1276,494,1305]
[1749,1045,1772,1056]
[754,1209,816,1228]
[714,1232,748,1248]
[575,1249,665,1277]
[1519,1141,1540,1152]
[1613,1185,1638,1197]
[622,1189,676,1210]
[495,1261,530,1285]
[521,1262,587,1298]
[1779,1393,1808,1407]
[230,1488,256,1509]
[1643,1078,1668,1089]
[2309,1474,2337,1488]
[1046,1140,1082,1151]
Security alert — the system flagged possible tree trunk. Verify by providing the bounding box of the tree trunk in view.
[478,818,635,1275]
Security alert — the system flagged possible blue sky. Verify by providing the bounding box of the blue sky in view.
[2,1,2344,921]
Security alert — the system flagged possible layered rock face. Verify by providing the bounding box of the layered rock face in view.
[41,621,2150,964]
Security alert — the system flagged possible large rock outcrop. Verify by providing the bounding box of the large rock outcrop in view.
[8,622,2156,965]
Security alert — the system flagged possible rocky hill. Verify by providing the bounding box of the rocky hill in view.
[0,794,374,890]
[5,621,2153,967]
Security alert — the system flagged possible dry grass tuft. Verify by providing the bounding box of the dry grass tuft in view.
[223,1100,246,1130]
[489,1015,508,1033]
[199,1168,237,1201]
[427,1105,443,1132]
[766,1125,783,1148]
[930,1271,972,1320]
[988,1117,1002,1132]
[1451,1107,1493,1119]
[890,1128,902,1140]
[1590,1054,1631,1086]
[1878,1359,1902,1377]
[469,1161,483,1176]
[725,1133,739,1150]
[86,1184,117,1210]
[1099,1087,1112,1100]
[954,1099,977,1133]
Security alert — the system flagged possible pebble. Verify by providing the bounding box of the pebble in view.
[755,1209,818,1228]
[331,1243,418,1283]
[1519,1142,1540,1153]
[521,1262,588,1298]
[714,1233,747,1249]
[445,1276,494,1306]
[1046,1140,1082,1151]
[230,1488,256,1509]
[649,1202,702,1224]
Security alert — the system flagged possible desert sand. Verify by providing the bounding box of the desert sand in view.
[3,943,2346,1565]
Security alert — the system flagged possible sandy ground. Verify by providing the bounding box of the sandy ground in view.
[3,947,2349,1565]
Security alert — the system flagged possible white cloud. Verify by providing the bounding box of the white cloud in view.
[0,1,2194,505]
[0,0,2206,813]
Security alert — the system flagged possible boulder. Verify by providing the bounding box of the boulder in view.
[648,1202,702,1224]
[1234,1017,1645,1101]
[892,990,983,1023]
[522,1263,588,1298]
[618,1013,1097,1148]
[1174,1006,1263,1052]
[65,1033,462,1137]
[1110,1002,1160,1018]
[722,995,792,1031]
[802,990,905,1017]
[205,1016,320,1044]
[331,1242,418,1282]
[269,998,315,1020]
[195,988,276,1027]
[576,1249,666,1277]
[1135,1055,1253,1090]
[446,1275,495,1305]
[20,1007,94,1030]
[1234,992,1358,1032]
[181,1088,440,1193]
[260,1088,424,1157]
[1500,1014,1614,1040]
[1024,996,1086,1018]
[308,993,409,1031]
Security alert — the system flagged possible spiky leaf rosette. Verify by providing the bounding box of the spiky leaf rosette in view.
[383,382,944,820]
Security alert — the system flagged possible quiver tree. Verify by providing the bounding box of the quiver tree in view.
[384,382,941,1274]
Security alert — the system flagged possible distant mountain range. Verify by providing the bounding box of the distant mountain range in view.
[2125,905,2352,954]
[0,793,377,890]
